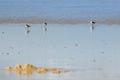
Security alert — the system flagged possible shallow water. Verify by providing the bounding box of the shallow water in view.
[0,24,120,80]
[0,0,120,24]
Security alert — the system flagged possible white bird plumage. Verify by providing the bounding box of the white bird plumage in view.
[90,21,96,24]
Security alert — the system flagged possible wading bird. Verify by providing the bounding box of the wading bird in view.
[90,21,96,32]
[43,21,47,32]
[25,24,31,34]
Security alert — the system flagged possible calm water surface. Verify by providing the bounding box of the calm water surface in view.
[0,0,120,24]
[0,24,120,80]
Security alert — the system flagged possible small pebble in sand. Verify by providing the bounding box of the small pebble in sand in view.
[75,43,78,47]
[2,32,4,34]
[6,52,10,55]
[18,51,20,54]
[101,51,104,54]
[9,46,13,49]
[93,59,96,62]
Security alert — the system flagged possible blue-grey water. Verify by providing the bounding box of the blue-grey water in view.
[0,0,120,24]
[0,24,120,80]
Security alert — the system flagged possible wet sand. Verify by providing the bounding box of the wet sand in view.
[0,17,120,25]
[0,24,120,80]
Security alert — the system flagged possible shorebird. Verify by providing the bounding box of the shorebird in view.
[43,21,47,27]
[25,24,31,29]
[25,24,31,34]
[90,21,96,25]
[43,21,47,32]
[90,21,96,32]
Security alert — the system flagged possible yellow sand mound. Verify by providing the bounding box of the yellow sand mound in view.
[5,64,69,75]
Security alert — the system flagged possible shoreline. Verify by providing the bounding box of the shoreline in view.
[0,17,120,25]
